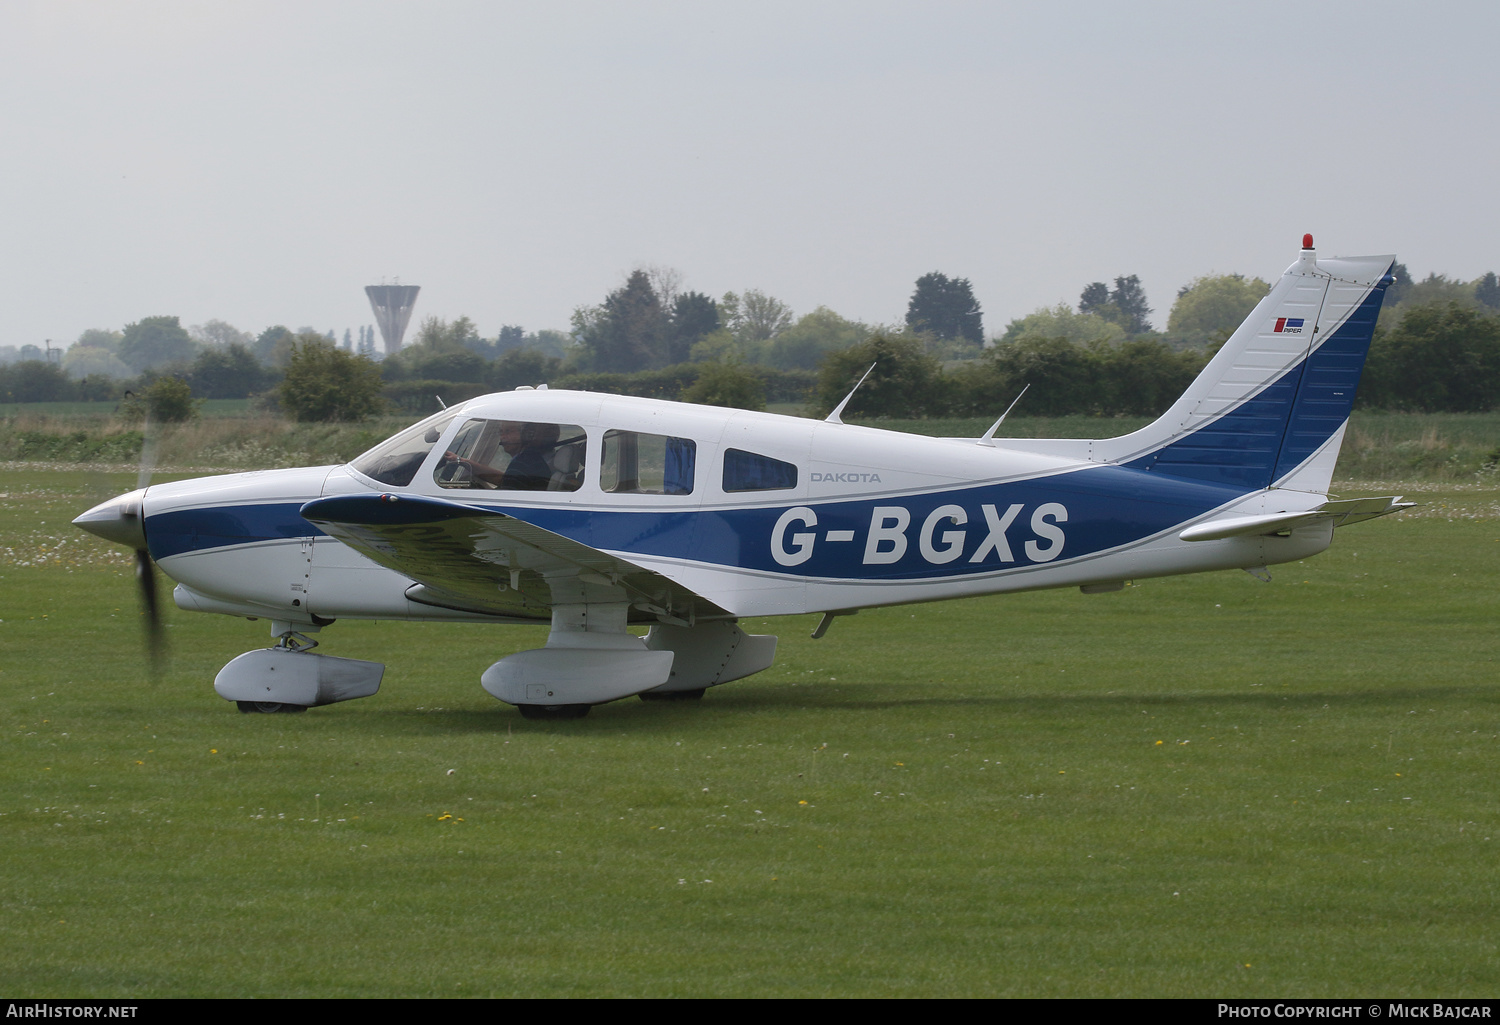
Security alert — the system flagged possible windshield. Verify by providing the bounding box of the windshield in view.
[350,411,458,487]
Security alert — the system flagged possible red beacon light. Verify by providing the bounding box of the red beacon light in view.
[1302,233,1314,250]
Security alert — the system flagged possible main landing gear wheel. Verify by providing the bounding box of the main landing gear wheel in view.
[236,701,308,714]
[639,689,706,702]
[517,704,591,720]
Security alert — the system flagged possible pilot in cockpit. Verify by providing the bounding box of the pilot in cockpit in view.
[444,420,561,491]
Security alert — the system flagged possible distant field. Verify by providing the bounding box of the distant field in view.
[2,467,1498,996]
[1,398,253,418]
[4,402,1500,481]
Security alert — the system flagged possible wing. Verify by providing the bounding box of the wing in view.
[300,493,728,624]
[1178,495,1413,542]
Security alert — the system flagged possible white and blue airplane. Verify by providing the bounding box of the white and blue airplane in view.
[75,237,1408,718]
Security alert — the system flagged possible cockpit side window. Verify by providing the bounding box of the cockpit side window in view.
[350,412,457,487]
[722,448,798,492]
[601,430,695,495]
[434,419,587,492]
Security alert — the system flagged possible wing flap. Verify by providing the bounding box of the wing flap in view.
[301,493,726,623]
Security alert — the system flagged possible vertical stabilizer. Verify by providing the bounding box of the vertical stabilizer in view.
[1093,239,1393,494]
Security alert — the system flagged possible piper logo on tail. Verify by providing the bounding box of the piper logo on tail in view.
[1273,317,1306,334]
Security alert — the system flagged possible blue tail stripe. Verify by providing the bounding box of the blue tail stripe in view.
[1270,280,1387,482]
[1126,273,1389,489]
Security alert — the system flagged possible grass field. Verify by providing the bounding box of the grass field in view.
[3,467,1499,997]
[0,399,255,418]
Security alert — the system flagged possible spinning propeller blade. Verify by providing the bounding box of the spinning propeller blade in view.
[134,414,166,671]
[135,546,165,669]
[75,409,168,672]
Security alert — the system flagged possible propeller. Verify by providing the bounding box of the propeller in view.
[74,411,166,671]
[132,413,165,671]
[135,547,165,670]
[136,415,164,667]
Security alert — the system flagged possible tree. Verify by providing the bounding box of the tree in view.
[666,292,720,364]
[1077,275,1153,334]
[123,376,200,423]
[1379,271,1481,331]
[1403,273,1478,311]
[906,272,983,345]
[644,265,683,310]
[396,348,487,384]
[737,290,794,344]
[1077,282,1111,318]
[683,362,766,411]
[189,343,275,398]
[719,289,794,355]
[76,328,122,352]
[687,329,743,364]
[999,303,1124,347]
[495,325,527,353]
[570,271,668,372]
[189,319,253,348]
[279,337,385,421]
[814,334,945,418]
[254,325,295,365]
[1361,303,1500,412]
[0,360,73,403]
[1110,276,1152,334]
[1098,339,1204,416]
[765,307,870,370]
[1167,274,1271,345]
[119,316,197,372]
[1475,273,1500,310]
[978,336,1101,417]
[489,349,561,391]
[412,315,479,353]
[62,344,132,380]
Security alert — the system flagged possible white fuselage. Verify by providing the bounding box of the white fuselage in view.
[148,391,1332,629]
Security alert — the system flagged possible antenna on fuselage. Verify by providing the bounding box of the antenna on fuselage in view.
[976,383,1030,447]
[824,363,877,425]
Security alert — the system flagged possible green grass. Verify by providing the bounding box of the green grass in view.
[2,469,1499,996]
[0,398,255,418]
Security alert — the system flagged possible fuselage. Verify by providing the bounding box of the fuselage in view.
[140,388,1332,628]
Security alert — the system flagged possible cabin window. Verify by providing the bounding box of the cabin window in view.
[601,430,696,495]
[434,419,586,491]
[351,412,458,487]
[722,448,798,493]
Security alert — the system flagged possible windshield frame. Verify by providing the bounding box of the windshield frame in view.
[348,409,460,488]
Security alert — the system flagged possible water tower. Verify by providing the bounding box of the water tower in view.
[364,283,421,354]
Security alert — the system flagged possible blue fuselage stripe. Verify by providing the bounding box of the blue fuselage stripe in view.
[151,463,1249,581]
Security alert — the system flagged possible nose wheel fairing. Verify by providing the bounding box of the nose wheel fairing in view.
[213,635,384,710]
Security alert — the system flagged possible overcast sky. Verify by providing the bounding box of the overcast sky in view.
[3,0,1496,351]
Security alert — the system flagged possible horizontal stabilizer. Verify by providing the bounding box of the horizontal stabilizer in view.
[1179,496,1412,542]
